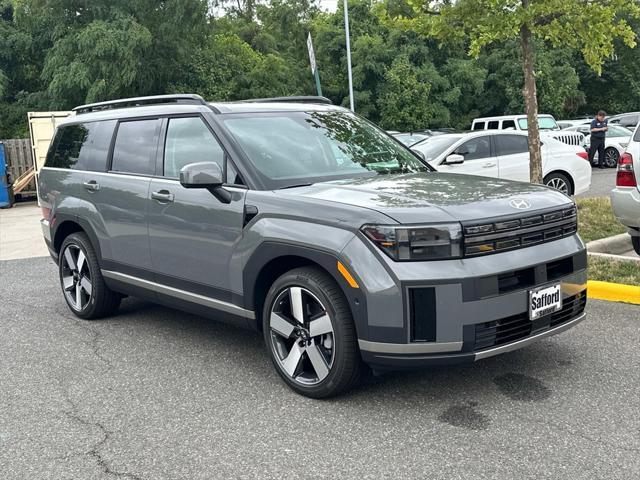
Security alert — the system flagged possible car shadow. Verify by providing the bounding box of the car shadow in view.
[109,296,579,412]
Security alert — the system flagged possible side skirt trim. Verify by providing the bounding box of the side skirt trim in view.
[101,269,255,319]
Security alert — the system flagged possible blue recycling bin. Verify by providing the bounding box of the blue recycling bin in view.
[0,142,11,208]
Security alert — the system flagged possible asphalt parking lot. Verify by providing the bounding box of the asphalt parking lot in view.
[577,167,616,198]
[1,255,639,480]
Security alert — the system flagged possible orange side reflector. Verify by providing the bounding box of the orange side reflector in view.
[337,261,360,289]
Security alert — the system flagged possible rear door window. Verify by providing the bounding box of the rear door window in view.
[487,121,499,130]
[494,135,528,156]
[111,119,160,175]
[473,122,485,130]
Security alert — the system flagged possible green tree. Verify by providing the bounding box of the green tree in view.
[391,0,640,183]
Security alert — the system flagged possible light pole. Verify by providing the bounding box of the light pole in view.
[343,0,354,111]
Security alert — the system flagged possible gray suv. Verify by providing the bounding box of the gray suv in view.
[39,94,587,398]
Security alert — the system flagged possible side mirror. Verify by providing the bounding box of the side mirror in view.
[444,154,465,165]
[179,162,231,203]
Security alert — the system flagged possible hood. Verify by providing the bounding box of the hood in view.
[279,173,573,224]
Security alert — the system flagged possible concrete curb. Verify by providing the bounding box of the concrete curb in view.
[586,233,632,254]
[587,280,640,305]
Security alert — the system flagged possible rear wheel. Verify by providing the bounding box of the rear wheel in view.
[544,172,573,195]
[604,148,619,168]
[59,232,120,319]
[632,236,640,256]
[262,267,364,398]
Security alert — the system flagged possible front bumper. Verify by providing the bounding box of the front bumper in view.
[360,298,586,369]
[341,234,587,370]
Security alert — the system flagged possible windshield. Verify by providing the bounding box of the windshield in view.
[411,135,461,162]
[607,125,633,137]
[222,111,430,188]
[518,117,559,131]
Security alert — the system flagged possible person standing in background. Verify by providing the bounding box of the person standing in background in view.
[589,110,608,169]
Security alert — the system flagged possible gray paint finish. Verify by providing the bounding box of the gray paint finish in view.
[38,99,589,371]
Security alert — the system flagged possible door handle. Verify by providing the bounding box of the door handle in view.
[83,180,100,192]
[482,162,496,168]
[151,190,174,203]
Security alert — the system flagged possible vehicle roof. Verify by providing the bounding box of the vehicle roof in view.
[473,114,555,121]
[62,95,346,125]
[609,112,640,118]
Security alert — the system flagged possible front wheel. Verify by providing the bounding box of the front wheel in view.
[604,148,619,168]
[544,172,573,196]
[263,267,364,398]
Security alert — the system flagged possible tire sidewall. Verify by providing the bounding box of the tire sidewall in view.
[632,236,640,256]
[262,270,351,397]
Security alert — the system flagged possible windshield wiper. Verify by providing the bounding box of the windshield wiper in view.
[279,183,314,189]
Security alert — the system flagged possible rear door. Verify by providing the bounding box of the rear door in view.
[438,135,499,178]
[493,134,530,182]
[83,118,160,274]
[146,115,247,301]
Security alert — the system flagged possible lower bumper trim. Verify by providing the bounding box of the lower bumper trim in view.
[360,312,586,368]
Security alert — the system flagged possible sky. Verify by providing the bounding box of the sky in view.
[320,0,338,12]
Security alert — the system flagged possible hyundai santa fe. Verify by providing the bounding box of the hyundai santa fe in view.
[38,94,588,398]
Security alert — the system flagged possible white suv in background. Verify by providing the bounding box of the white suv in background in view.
[611,126,640,255]
[471,114,585,147]
[412,130,592,195]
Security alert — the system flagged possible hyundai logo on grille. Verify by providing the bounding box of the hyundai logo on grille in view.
[509,198,531,210]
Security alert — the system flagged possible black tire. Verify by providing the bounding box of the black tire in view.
[632,236,640,256]
[544,172,573,196]
[604,147,619,168]
[262,266,365,398]
[59,232,120,319]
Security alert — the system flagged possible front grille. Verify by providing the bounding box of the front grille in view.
[473,291,586,351]
[550,132,585,146]
[463,206,577,257]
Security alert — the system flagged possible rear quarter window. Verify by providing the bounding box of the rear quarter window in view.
[44,121,116,171]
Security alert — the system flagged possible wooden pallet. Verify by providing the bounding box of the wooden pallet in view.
[12,166,35,194]
[1,139,36,193]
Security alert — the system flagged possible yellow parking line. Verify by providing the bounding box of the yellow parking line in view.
[587,280,640,305]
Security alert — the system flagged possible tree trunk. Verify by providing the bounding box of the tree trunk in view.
[520,12,543,184]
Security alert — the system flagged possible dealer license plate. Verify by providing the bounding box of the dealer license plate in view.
[529,284,562,320]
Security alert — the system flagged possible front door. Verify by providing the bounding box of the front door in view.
[146,116,246,301]
[439,135,499,178]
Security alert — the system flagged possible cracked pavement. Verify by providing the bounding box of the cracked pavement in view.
[1,256,639,479]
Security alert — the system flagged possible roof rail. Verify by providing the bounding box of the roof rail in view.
[238,96,333,105]
[73,94,207,114]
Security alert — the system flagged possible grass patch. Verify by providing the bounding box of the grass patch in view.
[576,197,626,243]
[588,256,640,286]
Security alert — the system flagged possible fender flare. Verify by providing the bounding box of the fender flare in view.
[52,213,104,264]
[243,241,368,339]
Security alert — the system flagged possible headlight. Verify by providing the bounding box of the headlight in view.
[361,223,462,261]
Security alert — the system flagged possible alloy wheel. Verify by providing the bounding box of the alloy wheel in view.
[269,286,335,386]
[546,177,569,194]
[604,149,619,168]
[61,244,93,311]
